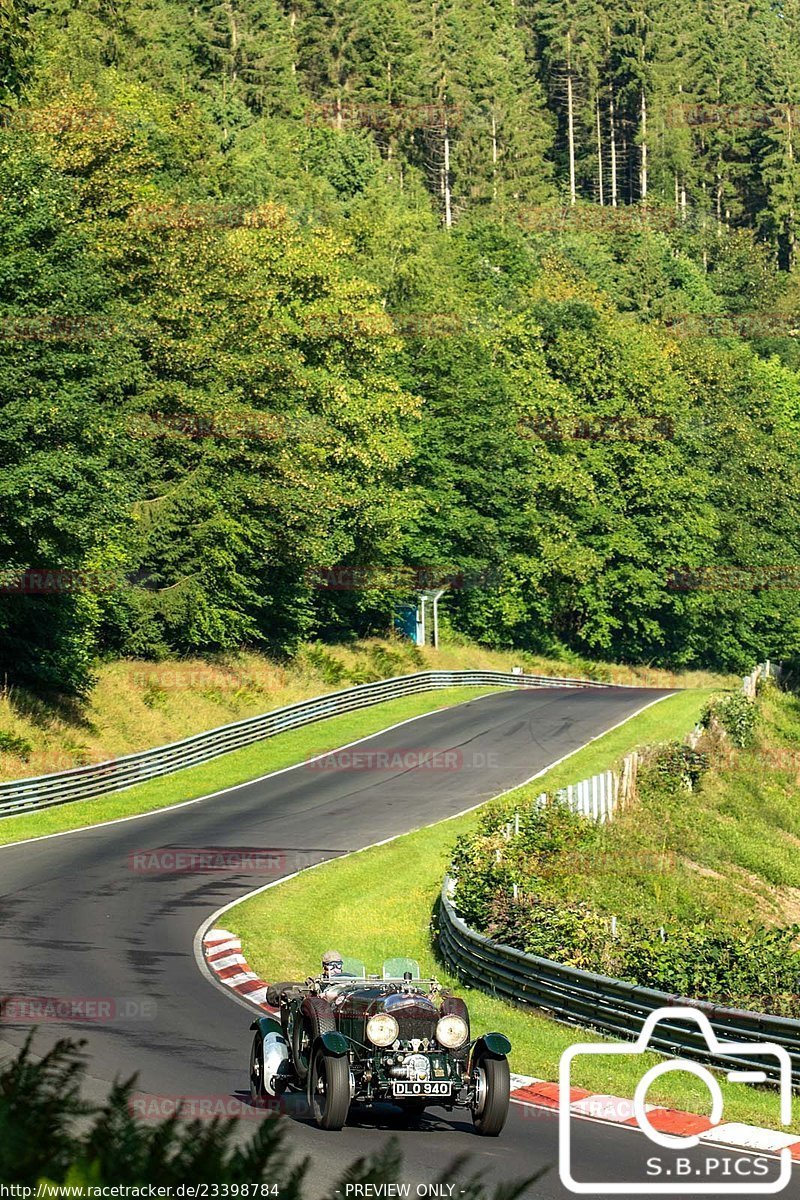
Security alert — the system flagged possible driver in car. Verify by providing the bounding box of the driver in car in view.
[265,950,352,1006]
[322,949,352,978]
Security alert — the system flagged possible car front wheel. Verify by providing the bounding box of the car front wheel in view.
[249,1032,265,1103]
[308,1047,351,1131]
[470,1053,510,1136]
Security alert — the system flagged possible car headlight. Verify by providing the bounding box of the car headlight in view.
[366,1013,399,1047]
[436,1015,468,1048]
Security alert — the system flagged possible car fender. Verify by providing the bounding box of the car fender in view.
[471,1032,511,1063]
[250,1015,282,1039]
[316,1029,349,1057]
[251,1017,292,1096]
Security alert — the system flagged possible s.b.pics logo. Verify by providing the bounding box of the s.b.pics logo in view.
[559,1008,793,1195]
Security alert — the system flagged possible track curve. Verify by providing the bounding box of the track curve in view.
[1,685,795,1198]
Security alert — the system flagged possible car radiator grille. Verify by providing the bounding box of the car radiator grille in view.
[394,1014,438,1044]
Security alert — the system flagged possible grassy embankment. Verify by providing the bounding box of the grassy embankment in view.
[225,685,800,1131]
[547,682,800,933]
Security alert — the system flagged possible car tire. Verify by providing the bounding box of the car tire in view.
[470,1053,510,1136]
[249,1032,265,1103]
[292,996,336,1083]
[308,1047,351,1131]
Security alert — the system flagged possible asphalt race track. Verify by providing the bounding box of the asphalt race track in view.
[1,686,798,1199]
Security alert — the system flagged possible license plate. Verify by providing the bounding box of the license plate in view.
[392,1081,451,1098]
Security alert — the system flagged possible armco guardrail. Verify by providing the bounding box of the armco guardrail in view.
[0,669,611,819]
[438,877,800,1086]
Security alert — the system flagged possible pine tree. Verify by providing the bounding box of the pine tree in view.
[679,0,761,238]
[523,0,599,205]
[753,0,800,267]
[445,0,553,211]
[191,0,299,118]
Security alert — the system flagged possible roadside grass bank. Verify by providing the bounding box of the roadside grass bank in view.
[0,635,736,782]
[0,686,499,847]
[225,688,799,1130]
[550,680,800,932]
[451,682,800,1016]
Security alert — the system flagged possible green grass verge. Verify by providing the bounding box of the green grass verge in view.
[229,687,798,1131]
[542,683,800,934]
[0,687,500,847]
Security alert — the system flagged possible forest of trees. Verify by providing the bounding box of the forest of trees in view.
[3,0,800,691]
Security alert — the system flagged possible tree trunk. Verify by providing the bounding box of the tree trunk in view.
[609,86,618,206]
[640,90,648,199]
[443,118,453,228]
[225,2,239,85]
[788,104,796,269]
[566,31,576,205]
[596,93,604,204]
[491,110,498,201]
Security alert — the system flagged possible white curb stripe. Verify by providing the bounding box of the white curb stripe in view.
[509,1073,542,1091]
[221,971,259,987]
[207,939,242,956]
[236,985,270,1004]
[697,1124,800,1152]
[208,953,247,971]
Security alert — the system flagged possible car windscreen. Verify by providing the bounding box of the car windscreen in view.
[338,956,366,978]
[382,957,421,980]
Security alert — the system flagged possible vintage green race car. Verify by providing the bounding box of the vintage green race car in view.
[248,957,511,1134]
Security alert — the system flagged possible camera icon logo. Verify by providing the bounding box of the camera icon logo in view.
[558,1006,793,1194]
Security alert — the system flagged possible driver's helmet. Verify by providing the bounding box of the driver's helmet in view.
[321,949,344,979]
